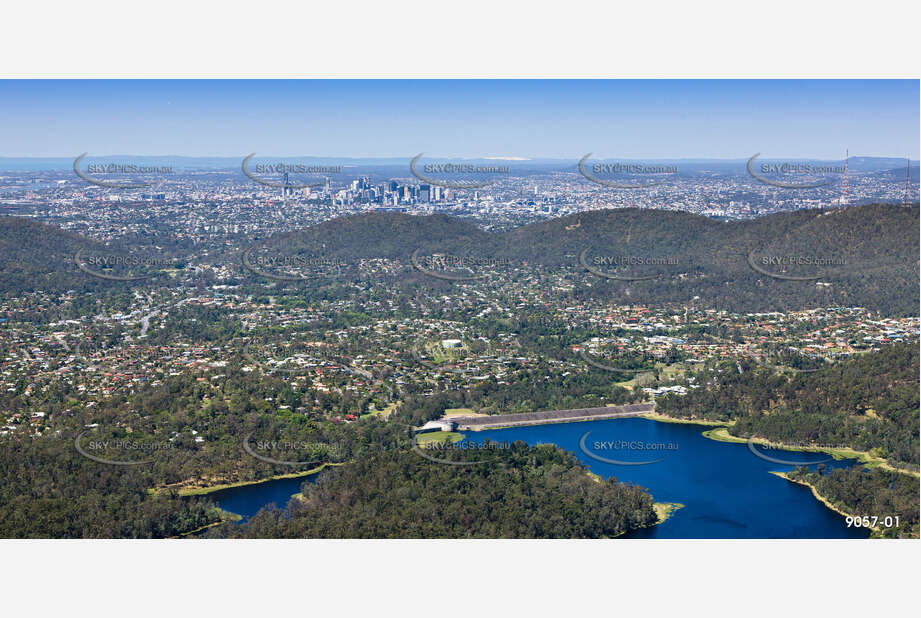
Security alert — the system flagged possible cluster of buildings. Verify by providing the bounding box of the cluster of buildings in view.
[2,164,912,245]
[2,262,916,439]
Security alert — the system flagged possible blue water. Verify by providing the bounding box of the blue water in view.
[464,418,868,538]
[207,473,318,523]
[209,418,868,537]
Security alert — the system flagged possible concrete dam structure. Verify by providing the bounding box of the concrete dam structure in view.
[450,402,655,430]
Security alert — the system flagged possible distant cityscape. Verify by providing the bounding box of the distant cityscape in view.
[1,156,916,242]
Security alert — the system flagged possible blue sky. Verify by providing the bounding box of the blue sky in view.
[0,80,917,158]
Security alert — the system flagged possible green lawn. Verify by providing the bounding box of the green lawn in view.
[362,401,398,419]
[659,362,686,379]
[415,431,465,446]
[444,407,477,416]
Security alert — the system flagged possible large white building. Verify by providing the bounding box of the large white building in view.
[415,419,458,434]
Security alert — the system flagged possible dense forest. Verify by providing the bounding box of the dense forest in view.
[0,431,220,538]
[211,444,658,538]
[657,343,920,468]
[787,466,919,539]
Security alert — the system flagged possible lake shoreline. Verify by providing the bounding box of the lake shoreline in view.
[169,508,242,538]
[653,501,684,525]
[610,502,684,538]
[700,426,918,478]
[770,471,880,536]
[640,411,729,427]
[152,462,342,497]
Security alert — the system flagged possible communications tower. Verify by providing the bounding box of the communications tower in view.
[902,158,914,207]
[841,149,849,206]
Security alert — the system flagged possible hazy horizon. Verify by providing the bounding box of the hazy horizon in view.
[1,80,917,159]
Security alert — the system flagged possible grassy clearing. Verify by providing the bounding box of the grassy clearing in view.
[363,401,398,419]
[653,502,685,524]
[150,462,343,497]
[658,362,686,379]
[612,371,657,391]
[416,431,465,446]
[701,427,747,443]
[642,412,730,427]
[443,407,479,417]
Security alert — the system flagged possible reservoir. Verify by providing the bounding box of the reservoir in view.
[465,418,867,538]
[210,417,868,537]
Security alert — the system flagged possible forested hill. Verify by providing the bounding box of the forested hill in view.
[257,203,919,314]
[657,342,920,468]
[507,203,918,316]
[2,204,918,314]
[0,217,105,296]
[0,217,190,297]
